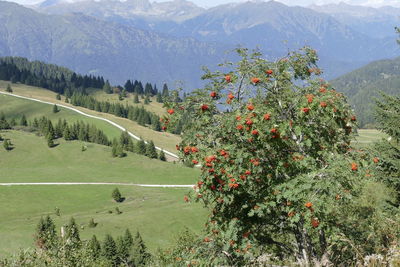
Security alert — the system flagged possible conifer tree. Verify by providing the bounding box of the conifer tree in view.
[103,80,112,94]
[20,114,27,126]
[144,95,150,105]
[102,234,117,264]
[130,231,150,266]
[374,93,400,203]
[6,84,12,93]
[52,104,59,113]
[124,229,133,248]
[152,118,161,132]
[56,94,61,100]
[35,215,57,249]
[47,134,54,148]
[159,150,166,161]
[87,235,101,259]
[133,93,140,103]
[135,139,146,155]
[156,92,163,103]
[3,139,11,151]
[65,217,81,248]
[146,140,158,159]
[112,188,123,202]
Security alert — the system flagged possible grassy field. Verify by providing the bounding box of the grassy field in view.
[353,129,387,146]
[0,130,198,184]
[0,81,181,153]
[0,185,206,256]
[0,130,205,256]
[0,94,122,139]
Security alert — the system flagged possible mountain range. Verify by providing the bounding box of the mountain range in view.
[0,0,398,89]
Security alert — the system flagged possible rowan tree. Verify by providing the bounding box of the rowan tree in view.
[163,47,394,265]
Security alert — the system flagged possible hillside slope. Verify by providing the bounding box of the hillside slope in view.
[331,56,400,127]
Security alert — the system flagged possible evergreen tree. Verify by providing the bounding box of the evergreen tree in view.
[133,93,140,103]
[3,139,12,151]
[0,113,10,129]
[35,215,57,249]
[65,217,81,248]
[65,97,69,103]
[115,236,129,265]
[152,118,161,132]
[19,114,27,126]
[159,150,166,161]
[156,92,163,103]
[162,83,169,97]
[374,93,400,203]
[56,93,61,100]
[135,139,146,155]
[52,104,59,113]
[144,95,150,105]
[87,235,101,259]
[6,84,12,93]
[103,80,112,94]
[63,126,72,141]
[112,188,123,202]
[0,134,3,141]
[47,134,54,148]
[119,131,131,151]
[124,229,133,248]
[145,141,158,159]
[102,234,117,265]
[130,231,150,266]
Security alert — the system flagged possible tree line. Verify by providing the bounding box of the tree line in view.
[0,112,167,161]
[29,215,150,266]
[0,57,105,94]
[69,93,163,132]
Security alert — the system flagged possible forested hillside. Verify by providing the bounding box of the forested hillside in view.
[331,56,400,127]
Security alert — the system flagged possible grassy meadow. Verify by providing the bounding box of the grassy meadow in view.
[0,130,204,256]
[0,81,181,153]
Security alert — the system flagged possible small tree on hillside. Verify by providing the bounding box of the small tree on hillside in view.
[88,235,102,259]
[35,215,57,249]
[20,114,27,126]
[135,139,146,155]
[3,139,12,151]
[47,134,54,148]
[102,234,117,264]
[130,231,150,266]
[56,94,61,100]
[65,217,81,248]
[133,94,140,103]
[145,140,158,159]
[52,104,59,113]
[112,188,123,202]
[159,150,166,161]
[6,84,12,93]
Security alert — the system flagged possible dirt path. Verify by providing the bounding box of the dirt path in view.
[0,91,179,160]
[0,182,194,188]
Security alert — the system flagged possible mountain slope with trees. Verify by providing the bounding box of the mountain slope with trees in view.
[331,56,400,127]
[0,1,224,88]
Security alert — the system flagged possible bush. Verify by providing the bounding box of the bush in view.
[112,188,123,203]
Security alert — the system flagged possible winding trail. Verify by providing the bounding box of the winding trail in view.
[0,91,179,159]
[0,182,194,188]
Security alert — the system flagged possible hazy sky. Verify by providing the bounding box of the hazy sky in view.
[8,0,400,8]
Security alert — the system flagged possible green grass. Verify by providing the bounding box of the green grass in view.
[0,94,121,139]
[0,185,207,256]
[353,129,388,145]
[0,81,182,153]
[0,130,198,184]
[0,130,205,256]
